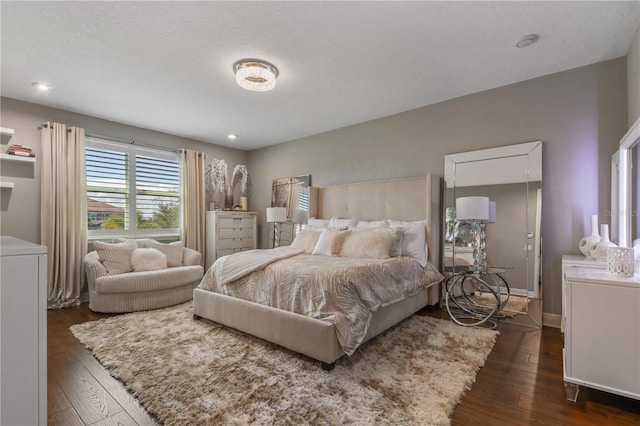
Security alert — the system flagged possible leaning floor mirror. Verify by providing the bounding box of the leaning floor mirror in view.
[443,141,542,329]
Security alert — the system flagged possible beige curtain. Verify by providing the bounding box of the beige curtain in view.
[40,122,87,309]
[181,149,206,263]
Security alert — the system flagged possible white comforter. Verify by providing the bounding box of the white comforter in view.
[198,247,444,355]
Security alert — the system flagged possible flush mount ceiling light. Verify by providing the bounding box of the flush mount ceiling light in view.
[516,34,540,48]
[31,81,51,91]
[227,134,237,140]
[233,59,279,92]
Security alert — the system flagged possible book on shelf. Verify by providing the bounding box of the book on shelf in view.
[6,145,35,157]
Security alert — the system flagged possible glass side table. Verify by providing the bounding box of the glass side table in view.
[443,267,510,329]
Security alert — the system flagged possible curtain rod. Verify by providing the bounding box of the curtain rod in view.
[38,123,180,153]
[85,132,179,154]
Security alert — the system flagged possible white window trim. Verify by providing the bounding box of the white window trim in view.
[86,138,182,241]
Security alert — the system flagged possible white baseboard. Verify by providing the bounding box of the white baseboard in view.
[543,313,561,328]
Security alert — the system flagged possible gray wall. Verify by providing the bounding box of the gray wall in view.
[629,23,640,126]
[248,58,629,317]
[0,97,248,243]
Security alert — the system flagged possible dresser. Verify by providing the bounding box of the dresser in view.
[0,236,47,425]
[205,211,257,270]
[563,268,640,402]
[561,255,606,332]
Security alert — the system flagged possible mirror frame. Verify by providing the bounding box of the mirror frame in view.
[617,118,640,248]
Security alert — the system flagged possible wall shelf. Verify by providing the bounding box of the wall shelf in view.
[0,153,36,163]
[0,127,15,136]
[0,182,15,189]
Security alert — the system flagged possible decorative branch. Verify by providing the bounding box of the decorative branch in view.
[206,159,249,196]
[232,164,249,195]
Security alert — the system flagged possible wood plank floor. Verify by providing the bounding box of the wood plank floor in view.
[48,304,640,425]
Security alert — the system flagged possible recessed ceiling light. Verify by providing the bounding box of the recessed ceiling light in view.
[227,134,238,140]
[31,82,51,91]
[516,34,540,48]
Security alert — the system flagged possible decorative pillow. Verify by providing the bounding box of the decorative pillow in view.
[312,229,352,256]
[383,227,404,257]
[147,240,184,267]
[328,217,358,229]
[388,220,428,266]
[93,240,137,275]
[340,229,394,259]
[307,218,330,228]
[355,220,389,229]
[113,237,155,248]
[290,228,323,253]
[130,248,167,272]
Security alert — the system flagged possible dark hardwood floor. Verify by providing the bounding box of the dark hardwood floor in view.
[48,304,640,425]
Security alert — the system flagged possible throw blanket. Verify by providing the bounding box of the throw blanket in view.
[199,251,444,355]
[208,246,303,287]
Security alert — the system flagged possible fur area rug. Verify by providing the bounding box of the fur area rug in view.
[70,303,498,425]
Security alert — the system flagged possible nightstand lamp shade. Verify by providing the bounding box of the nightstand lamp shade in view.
[456,196,490,222]
[266,207,287,223]
[488,201,497,223]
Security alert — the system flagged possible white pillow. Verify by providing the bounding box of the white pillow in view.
[312,229,351,256]
[307,218,330,228]
[328,217,358,229]
[147,240,184,267]
[355,220,389,229]
[388,220,428,266]
[131,248,168,272]
[340,229,394,259]
[93,240,137,275]
[290,228,323,253]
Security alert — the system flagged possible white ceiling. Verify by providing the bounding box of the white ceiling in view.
[1,1,639,151]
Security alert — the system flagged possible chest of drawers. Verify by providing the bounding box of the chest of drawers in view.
[206,211,257,270]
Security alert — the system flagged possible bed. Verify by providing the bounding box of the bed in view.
[193,173,442,368]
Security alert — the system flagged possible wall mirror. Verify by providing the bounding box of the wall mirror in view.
[269,175,311,247]
[616,118,640,248]
[444,141,542,328]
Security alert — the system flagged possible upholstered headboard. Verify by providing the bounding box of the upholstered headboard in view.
[308,173,441,268]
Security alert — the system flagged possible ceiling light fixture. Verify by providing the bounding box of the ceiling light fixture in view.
[233,59,279,92]
[31,82,51,91]
[227,134,237,140]
[516,34,540,48]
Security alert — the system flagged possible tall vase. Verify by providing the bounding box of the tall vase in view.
[591,224,617,261]
[224,191,234,210]
[578,214,600,257]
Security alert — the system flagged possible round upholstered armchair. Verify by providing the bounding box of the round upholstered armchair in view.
[84,239,204,313]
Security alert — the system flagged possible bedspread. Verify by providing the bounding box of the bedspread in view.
[198,250,444,355]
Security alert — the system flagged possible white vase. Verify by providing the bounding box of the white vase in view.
[240,196,248,211]
[591,224,617,261]
[578,215,600,257]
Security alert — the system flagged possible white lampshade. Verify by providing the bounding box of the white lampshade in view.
[292,209,308,224]
[456,196,490,221]
[266,207,287,223]
[487,201,497,223]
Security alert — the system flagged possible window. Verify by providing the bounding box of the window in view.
[86,137,181,238]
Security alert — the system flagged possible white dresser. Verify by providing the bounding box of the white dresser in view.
[0,236,47,425]
[561,255,606,332]
[205,211,257,270]
[563,268,640,402]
